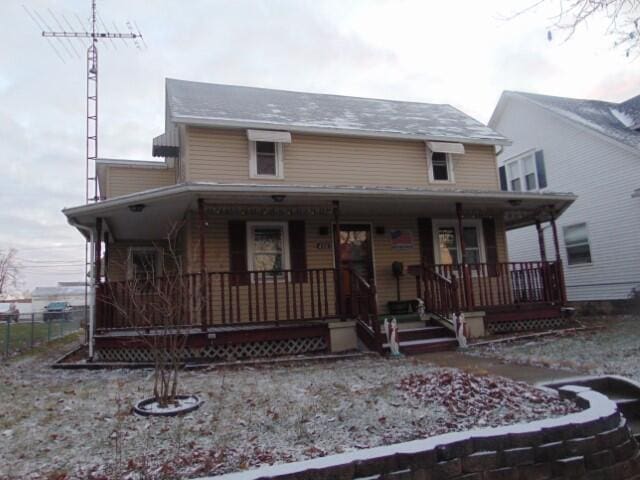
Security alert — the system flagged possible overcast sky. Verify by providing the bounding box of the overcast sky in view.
[1,0,637,293]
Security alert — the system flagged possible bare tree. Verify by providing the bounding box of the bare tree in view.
[104,223,199,408]
[0,249,19,295]
[510,0,640,57]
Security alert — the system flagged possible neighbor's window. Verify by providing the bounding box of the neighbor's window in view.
[128,248,161,279]
[247,222,289,272]
[430,152,452,182]
[503,150,547,192]
[563,223,592,265]
[250,141,284,178]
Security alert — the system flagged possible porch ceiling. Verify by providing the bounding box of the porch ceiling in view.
[63,182,576,240]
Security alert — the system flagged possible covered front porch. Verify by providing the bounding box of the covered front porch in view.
[64,182,575,360]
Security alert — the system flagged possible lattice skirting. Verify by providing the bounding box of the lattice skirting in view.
[486,316,566,335]
[95,335,328,363]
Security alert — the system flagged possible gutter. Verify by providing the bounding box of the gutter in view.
[171,115,512,147]
[67,217,96,361]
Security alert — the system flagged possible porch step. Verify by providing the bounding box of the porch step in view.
[383,337,459,355]
[378,313,422,323]
[398,326,452,342]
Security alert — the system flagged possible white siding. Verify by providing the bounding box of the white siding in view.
[493,97,640,301]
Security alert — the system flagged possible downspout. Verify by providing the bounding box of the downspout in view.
[68,218,96,360]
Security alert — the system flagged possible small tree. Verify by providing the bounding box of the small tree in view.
[105,223,199,408]
[0,248,19,295]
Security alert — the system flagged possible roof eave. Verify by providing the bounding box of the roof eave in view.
[171,115,512,146]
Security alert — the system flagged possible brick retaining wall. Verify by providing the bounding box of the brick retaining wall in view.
[203,385,640,480]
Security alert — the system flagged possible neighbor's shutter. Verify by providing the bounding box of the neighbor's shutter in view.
[417,218,435,265]
[535,150,547,188]
[482,218,499,277]
[288,220,307,283]
[499,166,508,191]
[228,220,249,286]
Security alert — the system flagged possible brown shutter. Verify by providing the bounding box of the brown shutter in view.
[417,218,435,265]
[228,220,249,285]
[288,220,307,283]
[482,218,499,277]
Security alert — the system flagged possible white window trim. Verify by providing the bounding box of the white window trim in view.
[432,219,485,265]
[249,141,285,180]
[563,222,593,267]
[504,148,538,192]
[246,221,290,273]
[127,247,163,280]
[427,149,455,183]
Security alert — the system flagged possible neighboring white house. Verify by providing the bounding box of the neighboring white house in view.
[490,91,640,302]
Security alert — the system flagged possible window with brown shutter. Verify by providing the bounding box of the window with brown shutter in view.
[288,220,307,283]
[482,218,499,277]
[228,220,249,285]
[417,218,435,265]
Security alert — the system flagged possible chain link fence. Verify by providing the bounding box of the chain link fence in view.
[1,307,85,358]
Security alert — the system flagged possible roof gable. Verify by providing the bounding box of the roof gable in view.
[165,78,509,145]
[494,91,640,153]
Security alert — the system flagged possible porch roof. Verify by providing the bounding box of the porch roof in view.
[62,182,576,240]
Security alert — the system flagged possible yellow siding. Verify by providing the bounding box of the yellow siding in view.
[185,127,500,190]
[181,212,509,320]
[105,166,176,198]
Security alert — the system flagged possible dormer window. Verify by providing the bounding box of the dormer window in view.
[247,129,291,179]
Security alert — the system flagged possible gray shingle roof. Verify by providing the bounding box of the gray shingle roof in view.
[510,91,640,151]
[166,78,509,145]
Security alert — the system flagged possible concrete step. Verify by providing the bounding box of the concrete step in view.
[398,326,452,342]
[383,337,459,355]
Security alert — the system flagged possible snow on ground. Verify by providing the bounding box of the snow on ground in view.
[0,344,577,480]
[470,315,640,382]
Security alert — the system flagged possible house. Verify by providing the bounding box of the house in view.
[490,91,640,305]
[63,79,575,362]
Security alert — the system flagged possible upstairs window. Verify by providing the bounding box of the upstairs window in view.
[563,223,592,265]
[249,141,284,179]
[431,152,451,181]
[426,142,462,183]
[247,129,291,179]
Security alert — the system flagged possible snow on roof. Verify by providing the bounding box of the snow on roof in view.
[165,78,509,145]
[510,91,640,151]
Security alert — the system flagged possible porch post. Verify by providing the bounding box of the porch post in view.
[456,202,472,309]
[550,211,561,262]
[535,219,547,262]
[333,200,345,320]
[103,231,109,283]
[94,217,102,284]
[198,198,208,330]
[549,209,567,304]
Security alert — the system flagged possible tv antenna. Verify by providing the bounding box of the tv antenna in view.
[25,0,145,204]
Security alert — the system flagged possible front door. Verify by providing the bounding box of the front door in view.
[337,224,374,312]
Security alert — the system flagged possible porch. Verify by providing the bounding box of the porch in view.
[63,182,576,360]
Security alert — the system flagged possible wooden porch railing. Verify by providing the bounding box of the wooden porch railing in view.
[412,261,565,316]
[96,268,338,331]
[347,269,383,353]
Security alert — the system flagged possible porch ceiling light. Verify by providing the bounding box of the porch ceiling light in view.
[271,195,286,203]
[508,199,522,207]
[128,203,146,213]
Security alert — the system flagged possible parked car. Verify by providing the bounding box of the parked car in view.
[0,302,20,323]
[43,301,73,321]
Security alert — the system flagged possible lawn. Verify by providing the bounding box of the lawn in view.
[0,344,578,480]
[469,314,640,382]
[0,319,81,357]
